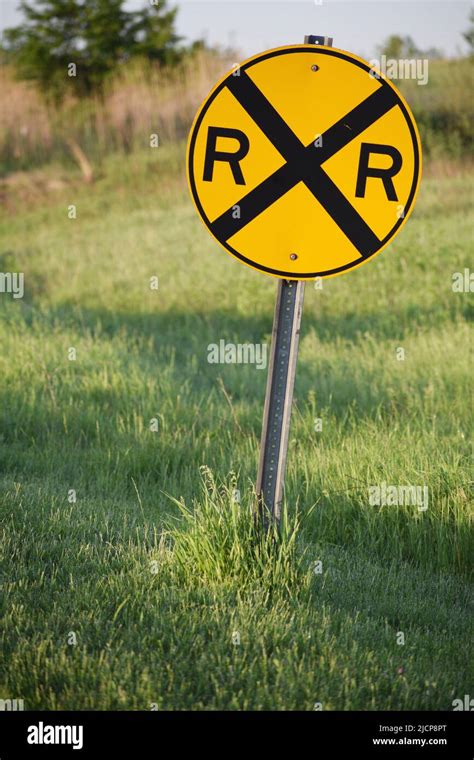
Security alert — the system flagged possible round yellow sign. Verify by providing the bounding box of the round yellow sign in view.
[187,45,422,280]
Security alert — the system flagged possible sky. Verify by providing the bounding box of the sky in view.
[0,1,471,61]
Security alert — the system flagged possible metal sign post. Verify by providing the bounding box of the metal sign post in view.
[256,36,333,527]
[256,279,305,525]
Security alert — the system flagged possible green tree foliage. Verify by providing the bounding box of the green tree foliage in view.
[463,10,474,54]
[377,34,442,60]
[378,34,417,59]
[2,0,189,103]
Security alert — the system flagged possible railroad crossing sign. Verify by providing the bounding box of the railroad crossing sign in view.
[187,35,422,527]
[187,44,421,279]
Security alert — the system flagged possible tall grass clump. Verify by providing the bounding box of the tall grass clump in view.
[163,467,307,594]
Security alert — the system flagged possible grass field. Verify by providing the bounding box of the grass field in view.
[0,145,472,710]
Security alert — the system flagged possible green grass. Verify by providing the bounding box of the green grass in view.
[0,145,472,710]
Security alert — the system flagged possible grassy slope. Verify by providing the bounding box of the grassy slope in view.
[0,146,472,709]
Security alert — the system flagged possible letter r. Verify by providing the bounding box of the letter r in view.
[355,142,402,201]
[203,127,250,185]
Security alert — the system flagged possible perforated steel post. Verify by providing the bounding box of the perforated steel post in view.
[256,279,305,524]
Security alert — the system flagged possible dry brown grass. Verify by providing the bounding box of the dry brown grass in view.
[0,67,52,162]
[421,157,474,179]
[0,50,235,176]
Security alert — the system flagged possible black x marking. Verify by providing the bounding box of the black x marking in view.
[209,71,399,258]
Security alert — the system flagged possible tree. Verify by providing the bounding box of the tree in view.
[378,35,418,60]
[463,10,474,54]
[2,0,184,104]
[377,34,442,61]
